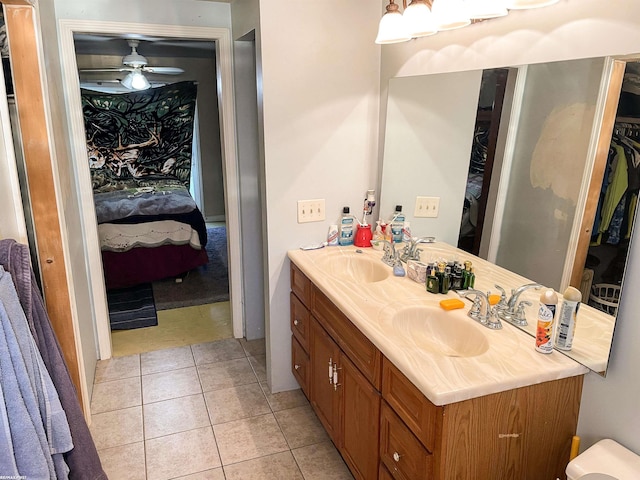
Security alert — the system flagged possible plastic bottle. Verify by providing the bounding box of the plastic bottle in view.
[535,289,558,354]
[391,205,405,243]
[338,207,354,246]
[402,221,412,242]
[327,224,339,246]
[554,286,582,351]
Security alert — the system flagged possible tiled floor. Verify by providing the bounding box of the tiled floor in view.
[91,338,354,480]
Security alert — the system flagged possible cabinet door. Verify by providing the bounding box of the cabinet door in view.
[340,353,381,480]
[309,317,342,443]
[291,336,310,397]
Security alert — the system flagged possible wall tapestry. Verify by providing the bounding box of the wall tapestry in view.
[81,81,198,192]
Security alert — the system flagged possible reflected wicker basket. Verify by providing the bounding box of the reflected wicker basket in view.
[589,283,621,315]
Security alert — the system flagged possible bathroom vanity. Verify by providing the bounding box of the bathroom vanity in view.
[288,243,592,480]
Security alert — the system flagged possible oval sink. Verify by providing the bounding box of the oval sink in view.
[317,254,390,284]
[390,306,489,358]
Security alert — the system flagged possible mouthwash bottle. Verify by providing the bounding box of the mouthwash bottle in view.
[338,207,354,246]
[391,205,405,243]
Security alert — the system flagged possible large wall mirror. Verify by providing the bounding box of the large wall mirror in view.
[380,56,640,376]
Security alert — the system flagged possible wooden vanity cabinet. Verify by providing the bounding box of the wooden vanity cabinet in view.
[289,261,583,480]
[290,263,381,480]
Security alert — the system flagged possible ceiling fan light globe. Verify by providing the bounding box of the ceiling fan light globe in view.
[121,71,150,90]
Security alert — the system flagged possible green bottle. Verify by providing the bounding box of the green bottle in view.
[426,264,440,294]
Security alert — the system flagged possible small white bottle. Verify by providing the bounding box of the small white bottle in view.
[327,224,339,246]
[338,207,354,246]
[554,286,582,351]
[535,289,558,354]
[402,221,412,242]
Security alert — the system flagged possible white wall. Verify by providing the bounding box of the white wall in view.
[257,0,382,392]
[378,0,640,453]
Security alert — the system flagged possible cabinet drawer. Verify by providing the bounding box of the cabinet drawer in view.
[382,358,440,453]
[312,286,382,389]
[291,336,310,397]
[291,262,312,308]
[290,292,310,351]
[380,402,433,480]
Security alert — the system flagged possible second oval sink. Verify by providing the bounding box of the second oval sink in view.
[390,306,489,358]
[317,253,390,284]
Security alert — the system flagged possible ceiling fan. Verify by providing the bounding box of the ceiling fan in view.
[79,39,184,90]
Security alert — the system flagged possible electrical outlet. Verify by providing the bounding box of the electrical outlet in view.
[297,199,326,223]
[414,196,440,218]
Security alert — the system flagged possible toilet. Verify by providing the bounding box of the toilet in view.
[566,439,640,480]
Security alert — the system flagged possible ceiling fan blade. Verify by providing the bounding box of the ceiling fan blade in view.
[79,67,133,73]
[141,66,184,75]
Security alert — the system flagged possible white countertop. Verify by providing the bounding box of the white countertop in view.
[288,242,592,406]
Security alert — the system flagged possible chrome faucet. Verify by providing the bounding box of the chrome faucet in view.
[381,240,400,267]
[495,282,542,326]
[399,236,436,263]
[459,289,502,329]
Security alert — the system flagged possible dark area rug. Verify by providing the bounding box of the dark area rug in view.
[106,283,158,330]
[152,226,230,310]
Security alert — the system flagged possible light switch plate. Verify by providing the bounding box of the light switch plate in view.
[297,199,326,223]
[414,196,440,218]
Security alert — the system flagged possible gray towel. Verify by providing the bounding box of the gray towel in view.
[0,240,107,480]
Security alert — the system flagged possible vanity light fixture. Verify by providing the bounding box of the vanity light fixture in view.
[431,0,471,31]
[505,0,560,8]
[375,0,561,44]
[121,70,151,90]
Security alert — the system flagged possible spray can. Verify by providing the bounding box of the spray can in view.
[535,289,558,354]
[554,286,582,351]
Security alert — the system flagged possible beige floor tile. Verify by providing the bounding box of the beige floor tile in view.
[197,357,257,392]
[248,354,267,383]
[275,405,329,449]
[223,451,304,480]
[239,337,266,357]
[111,302,233,357]
[204,383,271,425]
[292,441,354,480]
[192,338,246,365]
[260,382,309,412]
[90,376,141,414]
[97,441,146,480]
[141,345,194,375]
[142,367,202,404]
[213,413,289,465]
[175,468,225,479]
[90,406,143,450]
[145,427,222,480]
[94,354,140,383]
[144,394,211,439]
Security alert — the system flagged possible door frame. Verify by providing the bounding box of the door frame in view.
[58,19,244,358]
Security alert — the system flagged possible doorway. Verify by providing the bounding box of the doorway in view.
[574,60,640,315]
[58,20,243,359]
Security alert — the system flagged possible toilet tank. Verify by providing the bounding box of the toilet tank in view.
[566,439,640,480]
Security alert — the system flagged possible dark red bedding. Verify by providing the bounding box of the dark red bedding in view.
[102,243,208,290]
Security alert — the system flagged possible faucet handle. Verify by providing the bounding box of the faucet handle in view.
[513,300,532,326]
[494,285,508,308]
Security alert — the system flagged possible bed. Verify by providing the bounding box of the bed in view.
[82,81,208,289]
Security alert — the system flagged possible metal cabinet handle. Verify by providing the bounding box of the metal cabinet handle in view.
[333,363,341,391]
[393,452,402,462]
[294,364,300,370]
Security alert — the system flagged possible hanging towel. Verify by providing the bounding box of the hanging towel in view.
[0,301,53,479]
[0,240,107,480]
[0,267,73,478]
